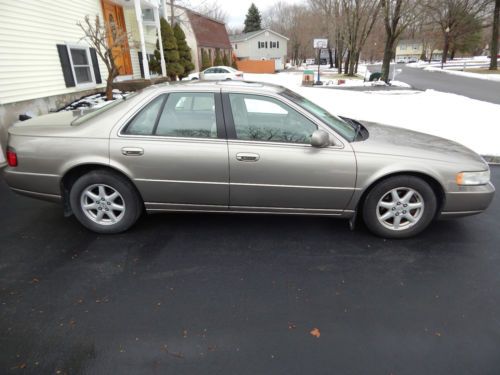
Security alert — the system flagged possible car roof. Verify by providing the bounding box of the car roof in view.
[153,80,286,94]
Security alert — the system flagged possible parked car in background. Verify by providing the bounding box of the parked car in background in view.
[182,72,200,81]
[396,58,407,64]
[1,82,494,238]
[408,57,418,63]
[199,66,244,80]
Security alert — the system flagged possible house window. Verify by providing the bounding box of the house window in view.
[142,8,155,23]
[258,41,260,49]
[67,45,94,86]
[277,41,279,48]
[265,41,268,48]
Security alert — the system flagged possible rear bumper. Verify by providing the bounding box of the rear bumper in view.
[440,182,495,218]
[1,167,62,202]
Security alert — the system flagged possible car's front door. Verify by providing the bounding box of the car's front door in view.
[110,91,229,211]
[223,92,357,214]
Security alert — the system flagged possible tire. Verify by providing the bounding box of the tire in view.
[362,176,437,239]
[69,170,142,234]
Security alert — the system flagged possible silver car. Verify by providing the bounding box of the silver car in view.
[1,81,495,238]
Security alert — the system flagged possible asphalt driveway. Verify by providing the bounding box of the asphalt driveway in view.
[1,167,499,375]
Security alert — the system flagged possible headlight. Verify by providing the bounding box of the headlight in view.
[456,170,490,186]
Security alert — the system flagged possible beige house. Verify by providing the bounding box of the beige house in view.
[395,40,443,62]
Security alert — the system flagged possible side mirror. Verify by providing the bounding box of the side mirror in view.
[310,130,331,148]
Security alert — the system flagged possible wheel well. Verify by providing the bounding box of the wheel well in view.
[356,172,445,218]
[60,164,142,216]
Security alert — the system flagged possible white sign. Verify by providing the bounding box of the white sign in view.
[313,38,328,49]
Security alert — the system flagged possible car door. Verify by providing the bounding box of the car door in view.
[222,91,357,214]
[110,91,229,211]
[218,68,229,80]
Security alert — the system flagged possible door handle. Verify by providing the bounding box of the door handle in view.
[121,147,144,156]
[236,152,260,162]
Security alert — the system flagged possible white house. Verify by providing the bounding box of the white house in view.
[0,0,231,149]
[230,29,288,70]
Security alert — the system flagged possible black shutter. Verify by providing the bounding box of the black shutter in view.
[138,51,144,78]
[89,48,102,84]
[56,44,75,87]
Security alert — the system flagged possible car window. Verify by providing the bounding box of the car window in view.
[229,94,317,144]
[219,68,229,73]
[122,95,165,135]
[205,68,215,74]
[155,92,217,138]
[280,89,356,141]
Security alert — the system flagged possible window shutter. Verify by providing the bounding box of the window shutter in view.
[56,44,75,87]
[138,51,144,78]
[89,48,102,84]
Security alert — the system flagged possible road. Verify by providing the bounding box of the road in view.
[1,168,499,375]
[367,64,500,105]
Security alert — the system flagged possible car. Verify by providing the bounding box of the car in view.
[396,58,406,64]
[1,81,495,238]
[408,57,418,63]
[182,72,199,81]
[199,66,243,81]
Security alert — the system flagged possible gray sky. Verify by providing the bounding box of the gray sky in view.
[186,0,304,29]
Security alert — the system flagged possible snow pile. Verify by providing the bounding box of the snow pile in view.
[244,72,500,156]
[59,89,132,111]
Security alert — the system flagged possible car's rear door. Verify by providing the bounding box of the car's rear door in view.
[110,90,229,211]
[222,91,357,214]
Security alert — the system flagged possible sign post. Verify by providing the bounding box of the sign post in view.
[313,38,328,85]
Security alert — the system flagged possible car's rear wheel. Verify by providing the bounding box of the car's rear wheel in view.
[362,176,437,238]
[69,170,142,234]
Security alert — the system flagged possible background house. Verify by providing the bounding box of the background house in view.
[395,40,443,62]
[230,29,288,71]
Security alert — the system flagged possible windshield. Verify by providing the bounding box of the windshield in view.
[71,92,138,126]
[280,89,357,141]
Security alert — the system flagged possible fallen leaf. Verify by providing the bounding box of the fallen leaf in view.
[310,328,321,338]
[18,363,27,369]
[435,332,442,337]
[182,330,188,338]
[288,322,297,330]
[31,278,40,284]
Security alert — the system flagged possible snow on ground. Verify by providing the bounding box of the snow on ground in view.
[60,89,132,111]
[245,72,500,156]
[421,66,500,82]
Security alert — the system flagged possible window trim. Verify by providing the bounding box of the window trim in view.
[66,44,96,88]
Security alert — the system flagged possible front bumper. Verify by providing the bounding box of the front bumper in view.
[440,182,495,218]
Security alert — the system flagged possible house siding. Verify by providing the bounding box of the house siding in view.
[0,0,108,105]
[232,31,288,63]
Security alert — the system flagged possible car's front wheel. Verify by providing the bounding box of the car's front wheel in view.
[362,176,437,238]
[69,170,142,234]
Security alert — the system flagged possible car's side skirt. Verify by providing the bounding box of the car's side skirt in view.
[144,202,355,218]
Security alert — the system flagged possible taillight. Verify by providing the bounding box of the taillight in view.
[6,148,17,167]
[236,73,243,77]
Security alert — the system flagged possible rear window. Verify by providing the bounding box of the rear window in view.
[71,92,138,126]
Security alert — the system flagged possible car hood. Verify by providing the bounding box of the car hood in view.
[352,121,486,166]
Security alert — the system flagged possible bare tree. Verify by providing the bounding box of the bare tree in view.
[193,0,229,23]
[423,0,491,64]
[78,15,132,100]
[342,0,381,76]
[490,0,500,70]
[264,2,316,65]
[380,0,423,82]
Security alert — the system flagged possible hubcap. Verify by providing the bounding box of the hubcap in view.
[376,187,424,231]
[80,184,125,226]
